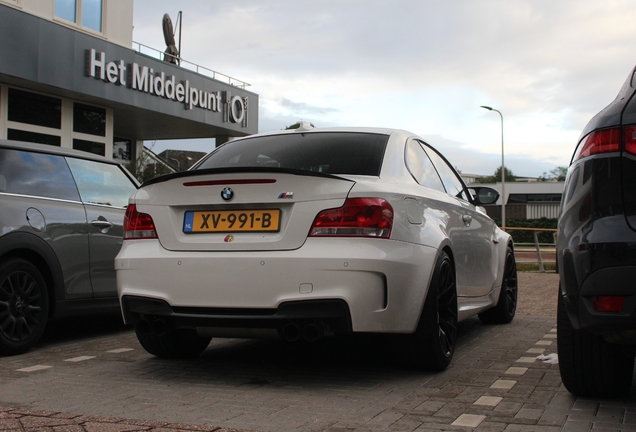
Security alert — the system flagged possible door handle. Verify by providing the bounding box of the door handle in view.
[91,220,113,228]
[91,219,113,233]
[462,215,472,226]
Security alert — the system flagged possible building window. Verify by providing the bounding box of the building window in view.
[8,88,62,129]
[113,138,131,161]
[508,193,563,204]
[54,0,76,23]
[8,129,62,146]
[74,103,106,136]
[73,139,105,156]
[81,0,102,32]
[54,0,102,32]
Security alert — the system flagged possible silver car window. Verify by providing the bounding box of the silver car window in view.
[66,157,136,208]
[0,148,80,201]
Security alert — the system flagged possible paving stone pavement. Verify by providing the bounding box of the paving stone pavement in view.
[0,272,635,431]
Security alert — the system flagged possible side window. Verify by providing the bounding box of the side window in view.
[405,140,445,192]
[0,148,80,200]
[421,142,468,200]
[66,158,137,208]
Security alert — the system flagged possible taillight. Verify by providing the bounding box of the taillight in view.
[590,296,626,313]
[309,198,393,238]
[574,125,636,162]
[574,128,620,161]
[123,204,158,240]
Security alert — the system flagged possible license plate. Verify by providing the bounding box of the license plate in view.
[183,209,281,233]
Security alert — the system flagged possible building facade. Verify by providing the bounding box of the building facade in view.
[481,181,564,221]
[0,0,257,166]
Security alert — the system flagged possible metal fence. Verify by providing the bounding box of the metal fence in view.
[506,227,557,272]
[132,42,251,89]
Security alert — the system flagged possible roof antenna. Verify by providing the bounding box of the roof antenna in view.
[162,12,181,65]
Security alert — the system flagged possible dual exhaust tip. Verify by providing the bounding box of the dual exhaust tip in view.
[281,322,324,343]
[135,318,326,343]
[135,318,170,337]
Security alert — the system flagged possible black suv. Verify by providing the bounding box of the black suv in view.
[0,140,138,355]
[557,66,636,397]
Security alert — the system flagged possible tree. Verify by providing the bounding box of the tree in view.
[480,166,516,183]
[539,166,567,182]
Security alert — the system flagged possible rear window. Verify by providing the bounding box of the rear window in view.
[195,132,389,176]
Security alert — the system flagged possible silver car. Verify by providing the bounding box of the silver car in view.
[0,140,138,355]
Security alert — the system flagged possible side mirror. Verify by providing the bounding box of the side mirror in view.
[468,187,500,206]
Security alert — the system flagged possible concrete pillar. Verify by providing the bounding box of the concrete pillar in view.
[215,136,234,147]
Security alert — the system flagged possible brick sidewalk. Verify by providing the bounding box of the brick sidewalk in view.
[0,272,635,431]
[0,407,247,431]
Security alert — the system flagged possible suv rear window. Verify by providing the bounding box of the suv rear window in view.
[0,148,80,201]
[195,132,389,176]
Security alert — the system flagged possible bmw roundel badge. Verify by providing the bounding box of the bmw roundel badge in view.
[221,187,234,201]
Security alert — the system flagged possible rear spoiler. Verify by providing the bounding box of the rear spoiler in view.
[141,167,353,187]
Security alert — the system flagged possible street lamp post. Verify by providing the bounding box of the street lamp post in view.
[480,105,505,231]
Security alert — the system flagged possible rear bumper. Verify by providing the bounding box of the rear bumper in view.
[121,295,352,338]
[562,266,636,341]
[116,237,438,333]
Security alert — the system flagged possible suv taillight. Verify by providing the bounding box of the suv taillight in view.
[123,204,158,240]
[574,125,636,162]
[309,198,393,238]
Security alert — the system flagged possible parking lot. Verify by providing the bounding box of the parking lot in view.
[1,272,635,432]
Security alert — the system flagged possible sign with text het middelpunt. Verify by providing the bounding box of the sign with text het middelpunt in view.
[86,49,248,127]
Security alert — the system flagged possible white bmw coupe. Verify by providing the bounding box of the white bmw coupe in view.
[116,125,517,370]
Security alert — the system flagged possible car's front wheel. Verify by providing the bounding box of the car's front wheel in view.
[135,326,211,359]
[404,251,458,371]
[0,258,50,356]
[557,290,634,397]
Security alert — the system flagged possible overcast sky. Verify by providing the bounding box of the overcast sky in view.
[132,1,636,177]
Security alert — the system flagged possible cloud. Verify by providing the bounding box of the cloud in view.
[278,98,340,115]
[133,0,636,176]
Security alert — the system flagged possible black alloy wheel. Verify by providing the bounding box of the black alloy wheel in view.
[0,258,49,355]
[435,256,458,359]
[479,245,518,324]
[405,251,458,371]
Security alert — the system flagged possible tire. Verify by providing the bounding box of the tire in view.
[136,326,211,359]
[404,251,458,371]
[479,245,518,324]
[557,291,634,397]
[0,258,50,356]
